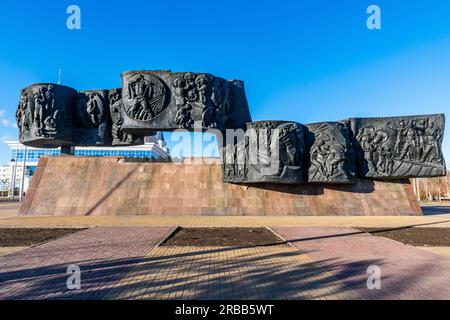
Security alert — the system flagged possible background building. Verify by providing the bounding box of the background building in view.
[1,133,169,198]
[0,165,26,198]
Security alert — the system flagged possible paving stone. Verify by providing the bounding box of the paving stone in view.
[0,214,449,299]
[0,226,174,300]
[105,245,359,300]
[0,247,26,257]
[2,214,450,229]
[416,246,450,258]
[275,227,450,300]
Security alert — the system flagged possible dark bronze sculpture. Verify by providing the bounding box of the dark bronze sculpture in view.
[307,122,354,183]
[120,70,251,134]
[352,114,446,178]
[76,89,111,146]
[17,83,78,148]
[107,88,144,146]
[16,70,446,184]
[222,121,307,184]
[17,84,145,148]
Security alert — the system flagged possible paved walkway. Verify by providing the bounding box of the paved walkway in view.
[0,227,174,299]
[104,245,358,300]
[1,214,450,228]
[275,227,450,300]
[418,246,450,258]
[2,201,450,228]
[1,201,449,300]
[0,225,449,299]
[0,202,21,219]
[0,247,26,257]
[0,226,358,300]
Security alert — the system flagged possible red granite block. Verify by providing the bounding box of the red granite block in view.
[19,157,423,216]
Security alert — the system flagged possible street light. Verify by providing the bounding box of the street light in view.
[19,146,28,202]
[1,179,7,198]
[10,158,16,200]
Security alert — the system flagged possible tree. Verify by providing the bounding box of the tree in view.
[413,171,450,202]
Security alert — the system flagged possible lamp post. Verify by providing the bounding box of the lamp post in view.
[19,146,28,202]
[1,180,8,199]
[1,179,7,198]
[10,158,17,200]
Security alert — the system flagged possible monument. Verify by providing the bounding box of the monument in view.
[16,70,446,216]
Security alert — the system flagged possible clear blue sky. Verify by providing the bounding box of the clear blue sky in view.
[0,0,449,164]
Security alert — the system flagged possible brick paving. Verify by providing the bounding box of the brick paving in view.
[417,246,450,258]
[275,227,450,300]
[2,214,450,228]
[0,226,175,299]
[0,202,21,219]
[104,245,359,300]
[0,227,359,300]
[0,247,26,257]
[0,219,449,299]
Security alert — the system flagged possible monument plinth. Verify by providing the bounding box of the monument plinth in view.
[20,157,422,216]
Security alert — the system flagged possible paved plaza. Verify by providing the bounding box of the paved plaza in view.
[275,227,450,300]
[0,202,449,300]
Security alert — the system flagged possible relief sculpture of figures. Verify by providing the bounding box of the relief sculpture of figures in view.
[119,70,251,135]
[391,118,443,164]
[33,84,56,135]
[17,83,78,148]
[422,120,443,163]
[108,89,143,146]
[172,73,231,130]
[124,72,168,121]
[16,89,32,141]
[223,121,306,184]
[173,76,194,129]
[15,71,446,184]
[352,114,446,179]
[307,122,354,183]
[85,92,103,128]
[75,90,111,146]
[108,88,129,145]
[355,126,391,176]
[208,77,232,130]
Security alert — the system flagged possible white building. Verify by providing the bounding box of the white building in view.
[0,165,28,197]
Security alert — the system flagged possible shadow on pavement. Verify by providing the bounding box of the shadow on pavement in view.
[0,245,373,300]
